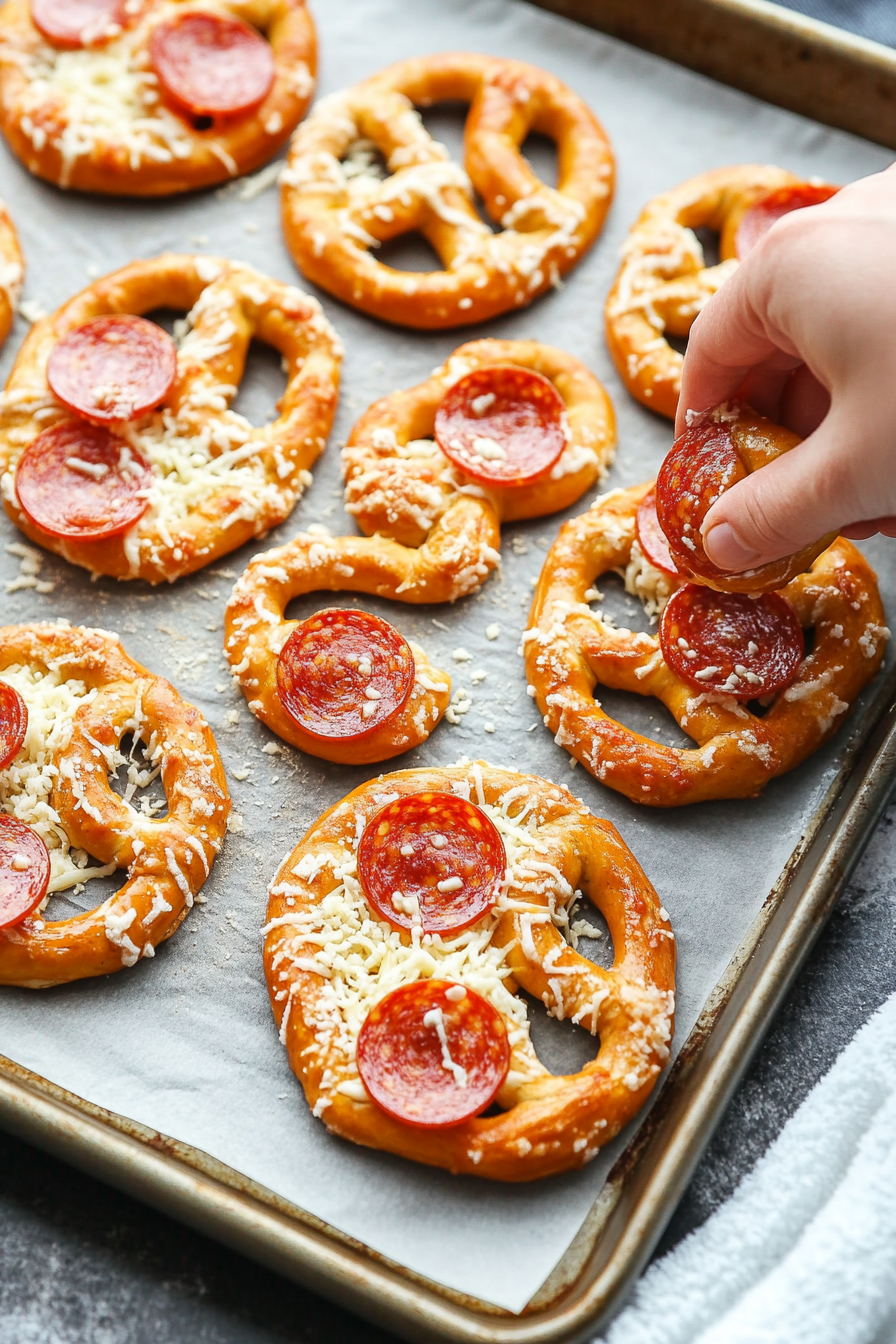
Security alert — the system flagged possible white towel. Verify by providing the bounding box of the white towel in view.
[604,993,896,1344]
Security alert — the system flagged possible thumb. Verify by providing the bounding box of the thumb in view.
[701,412,860,571]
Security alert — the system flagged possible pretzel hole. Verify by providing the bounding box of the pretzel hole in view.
[42,866,122,923]
[419,106,502,233]
[597,573,655,635]
[520,133,559,191]
[108,732,169,821]
[523,905,614,1076]
[376,233,446,275]
[231,339,287,426]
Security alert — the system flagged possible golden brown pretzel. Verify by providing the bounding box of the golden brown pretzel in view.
[0,623,229,987]
[0,0,315,195]
[281,53,614,328]
[0,253,341,583]
[342,338,615,594]
[224,533,452,764]
[524,484,889,807]
[264,763,675,1181]
[605,165,799,419]
[0,200,24,350]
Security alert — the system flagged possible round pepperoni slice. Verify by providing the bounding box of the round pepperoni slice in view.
[736,183,839,258]
[149,12,275,120]
[660,584,804,699]
[0,683,28,772]
[47,315,177,424]
[15,422,152,542]
[0,815,51,929]
[356,980,510,1128]
[30,0,123,48]
[635,487,682,580]
[655,416,747,583]
[358,792,506,935]
[277,609,415,743]
[434,365,567,487]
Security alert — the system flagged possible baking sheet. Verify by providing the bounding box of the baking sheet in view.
[0,0,892,1317]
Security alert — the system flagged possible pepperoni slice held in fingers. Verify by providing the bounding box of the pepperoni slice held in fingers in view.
[434,365,567,487]
[0,684,28,771]
[655,413,745,582]
[736,183,839,258]
[48,315,177,424]
[15,422,152,541]
[358,792,505,934]
[277,609,415,743]
[149,12,275,120]
[356,980,510,1128]
[30,0,123,48]
[0,815,51,929]
[660,584,803,699]
[636,488,682,580]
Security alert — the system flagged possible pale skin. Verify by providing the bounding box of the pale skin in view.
[675,161,896,573]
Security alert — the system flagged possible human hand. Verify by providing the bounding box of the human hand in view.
[675,162,896,573]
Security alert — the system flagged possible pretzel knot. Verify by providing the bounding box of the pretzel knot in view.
[224,534,453,763]
[605,165,800,419]
[342,338,615,599]
[0,200,23,350]
[524,485,889,807]
[0,253,341,583]
[264,763,675,1181]
[281,53,614,329]
[0,624,229,987]
[0,0,316,195]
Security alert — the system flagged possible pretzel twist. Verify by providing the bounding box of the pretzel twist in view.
[342,338,615,597]
[224,534,453,763]
[0,0,316,194]
[0,200,24,349]
[265,763,675,1181]
[0,624,229,987]
[605,166,799,419]
[0,253,341,583]
[281,53,614,328]
[524,485,889,807]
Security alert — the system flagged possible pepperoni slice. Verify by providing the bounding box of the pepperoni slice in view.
[655,415,749,583]
[149,12,275,120]
[660,584,804,699]
[48,315,177,424]
[635,487,682,580]
[15,422,152,542]
[0,815,51,929]
[434,365,567,487]
[358,792,506,935]
[356,980,510,1128]
[30,0,123,48]
[277,609,415,743]
[0,683,28,772]
[736,183,839,258]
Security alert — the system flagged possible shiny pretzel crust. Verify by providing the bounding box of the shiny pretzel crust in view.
[281,53,614,328]
[0,253,341,583]
[0,199,23,349]
[0,0,315,195]
[224,535,452,764]
[264,763,675,1181]
[605,165,799,419]
[0,623,229,987]
[524,485,889,807]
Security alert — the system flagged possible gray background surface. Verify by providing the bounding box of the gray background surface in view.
[1,0,895,1338]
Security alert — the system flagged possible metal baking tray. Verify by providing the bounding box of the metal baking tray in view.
[1,1,896,1340]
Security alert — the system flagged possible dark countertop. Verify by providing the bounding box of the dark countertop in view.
[2,3,895,1341]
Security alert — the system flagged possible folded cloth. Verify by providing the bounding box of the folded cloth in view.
[604,993,896,1344]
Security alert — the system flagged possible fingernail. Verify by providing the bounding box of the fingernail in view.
[703,522,761,571]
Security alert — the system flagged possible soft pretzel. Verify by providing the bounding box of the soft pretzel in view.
[0,253,341,584]
[0,0,315,195]
[281,53,614,328]
[264,762,675,1181]
[0,623,229,987]
[605,166,839,419]
[523,484,888,807]
[341,338,615,597]
[0,200,24,350]
[224,534,452,764]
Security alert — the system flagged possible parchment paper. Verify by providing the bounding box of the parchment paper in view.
[0,0,892,1315]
